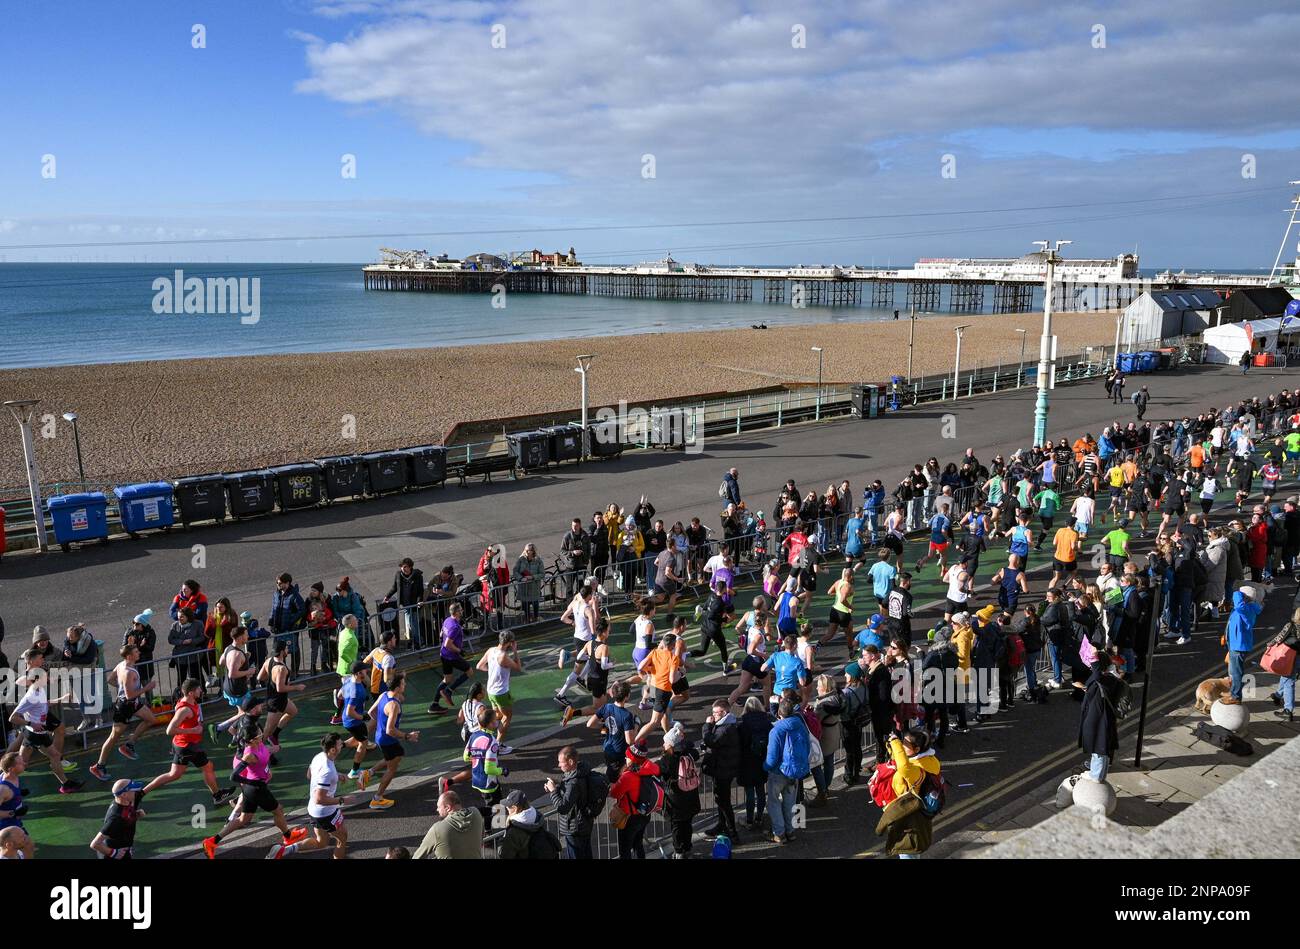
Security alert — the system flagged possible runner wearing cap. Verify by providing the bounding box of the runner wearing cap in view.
[89,778,146,859]
[89,644,157,782]
[202,721,308,859]
[140,678,232,804]
[8,648,82,794]
[270,732,355,859]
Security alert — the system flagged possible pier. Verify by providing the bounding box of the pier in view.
[362,250,1279,312]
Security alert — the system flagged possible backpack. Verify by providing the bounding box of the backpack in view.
[584,768,610,820]
[633,772,666,815]
[1105,676,1134,721]
[1192,721,1254,756]
[718,480,728,499]
[748,727,769,762]
[676,753,701,792]
[526,827,562,860]
[1006,633,1026,669]
[840,684,869,728]
[918,769,951,817]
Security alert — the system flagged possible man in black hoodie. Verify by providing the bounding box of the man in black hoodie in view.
[386,558,425,650]
[545,744,595,860]
[701,699,741,841]
[864,645,895,764]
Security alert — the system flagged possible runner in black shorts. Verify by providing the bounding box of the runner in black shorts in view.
[89,645,158,783]
[258,639,305,755]
[141,678,231,804]
[561,618,614,726]
[202,722,307,859]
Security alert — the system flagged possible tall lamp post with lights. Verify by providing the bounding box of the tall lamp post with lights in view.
[574,354,594,458]
[62,411,86,484]
[1032,239,1071,446]
[811,346,824,421]
[5,399,48,552]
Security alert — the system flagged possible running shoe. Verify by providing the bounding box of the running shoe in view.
[553,691,571,708]
[693,604,703,621]
[357,769,372,791]
[208,724,219,744]
[498,744,514,755]
[426,703,447,715]
[283,827,310,845]
[329,714,343,726]
[267,842,291,860]
[89,763,111,782]
[202,836,219,859]
[213,786,235,804]
[61,760,79,772]
[637,700,653,711]
[348,768,360,780]
[1176,637,1191,645]
[562,705,578,726]
[557,648,570,669]
[117,743,138,761]
[369,797,396,810]
[58,780,84,794]
[438,776,452,795]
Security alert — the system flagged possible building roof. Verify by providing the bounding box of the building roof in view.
[1228,287,1294,316]
[1143,289,1222,311]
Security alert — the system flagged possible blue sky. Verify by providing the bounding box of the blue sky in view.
[2,0,1298,267]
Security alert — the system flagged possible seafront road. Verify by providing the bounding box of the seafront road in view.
[5,362,1298,858]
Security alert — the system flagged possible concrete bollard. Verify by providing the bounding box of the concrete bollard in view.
[1210,698,1250,736]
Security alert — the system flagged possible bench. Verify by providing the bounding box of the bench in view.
[450,455,519,487]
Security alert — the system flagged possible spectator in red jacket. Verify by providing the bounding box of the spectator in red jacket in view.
[169,580,208,626]
[477,546,511,631]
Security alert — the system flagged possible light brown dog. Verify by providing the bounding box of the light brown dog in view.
[1195,677,1232,713]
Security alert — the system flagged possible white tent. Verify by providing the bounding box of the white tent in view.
[1202,316,1300,365]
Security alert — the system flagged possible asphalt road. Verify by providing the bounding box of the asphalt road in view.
[2,363,1293,645]
[8,361,1300,859]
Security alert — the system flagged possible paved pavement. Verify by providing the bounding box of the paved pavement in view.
[6,361,1300,859]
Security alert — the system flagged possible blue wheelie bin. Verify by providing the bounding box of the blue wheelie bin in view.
[1116,351,1139,374]
[48,491,110,552]
[1139,350,1159,372]
[113,482,176,538]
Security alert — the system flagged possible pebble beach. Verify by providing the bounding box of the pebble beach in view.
[0,309,1120,487]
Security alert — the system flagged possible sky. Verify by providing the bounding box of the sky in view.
[1,0,1298,268]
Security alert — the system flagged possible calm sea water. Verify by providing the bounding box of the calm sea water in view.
[0,262,1259,369]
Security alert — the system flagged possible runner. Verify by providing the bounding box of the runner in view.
[202,721,309,859]
[477,630,522,754]
[8,648,82,794]
[258,638,306,754]
[1032,484,1061,550]
[364,629,399,701]
[338,661,373,786]
[882,504,907,569]
[561,618,615,725]
[89,778,145,859]
[0,753,27,835]
[991,554,1029,612]
[760,635,809,717]
[727,597,774,707]
[89,644,157,782]
[914,507,952,575]
[430,603,472,714]
[1050,520,1081,590]
[464,704,506,819]
[626,598,657,711]
[633,632,686,745]
[141,678,232,804]
[820,566,857,646]
[1070,486,1096,539]
[587,681,639,782]
[438,682,488,796]
[212,625,256,743]
[556,583,598,707]
[367,671,420,810]
[690,579,731,666]
[269,732,356,859]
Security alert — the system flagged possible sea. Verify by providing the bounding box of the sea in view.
[0,262,1267,370]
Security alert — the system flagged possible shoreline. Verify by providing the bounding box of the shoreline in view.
[0,309,1120,486]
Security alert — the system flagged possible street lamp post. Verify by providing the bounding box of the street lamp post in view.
[574,355,594,458]
[810,346,824,421]
[5,399,48,552]
[62,411,85,484]
[1032,239,1071,446]
[906,304,917,381]
[952,324,971,396]
[1015,328,1028,384]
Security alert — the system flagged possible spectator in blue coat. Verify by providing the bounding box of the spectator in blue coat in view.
[763,697,811,845]
[1224,585,1263,703]
[268,573,305,675]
